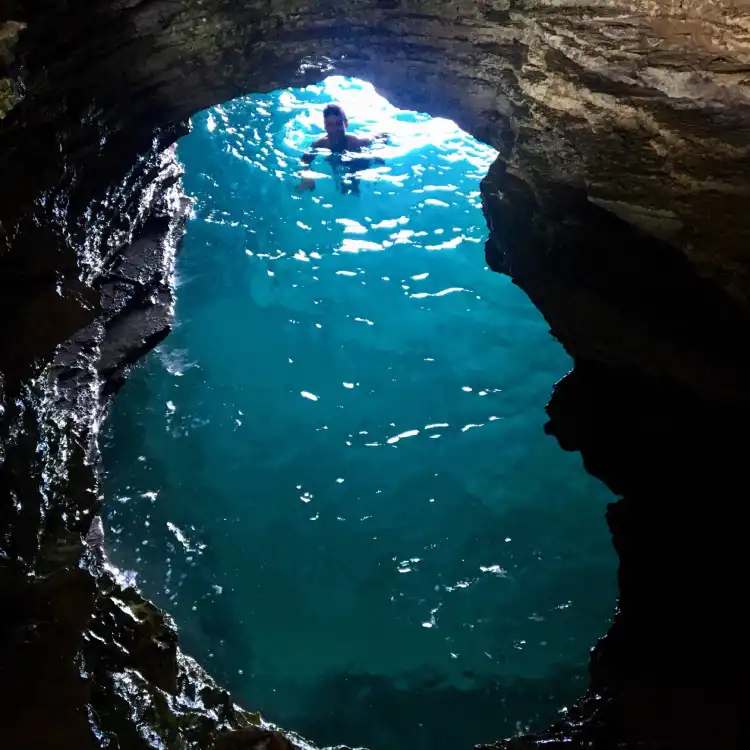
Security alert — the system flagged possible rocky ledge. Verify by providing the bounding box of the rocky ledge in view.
[1,2,748,749]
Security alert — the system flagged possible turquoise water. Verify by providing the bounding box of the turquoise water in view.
[102,78,616,748]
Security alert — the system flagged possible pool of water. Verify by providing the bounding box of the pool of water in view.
[102,77,616,749]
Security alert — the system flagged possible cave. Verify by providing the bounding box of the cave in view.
[101,75,618,750]
[0,3,747,750]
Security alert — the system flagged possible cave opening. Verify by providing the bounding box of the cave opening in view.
[2,2,750,746]
[100,76,616,750]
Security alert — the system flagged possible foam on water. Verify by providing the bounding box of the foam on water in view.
[103,77,616,749]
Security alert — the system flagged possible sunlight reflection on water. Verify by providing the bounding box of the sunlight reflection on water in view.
[103,76,616,750]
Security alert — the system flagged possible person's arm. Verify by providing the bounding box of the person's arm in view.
[296,137,325,192]
[353,133,389,148]
[347,135,388,169]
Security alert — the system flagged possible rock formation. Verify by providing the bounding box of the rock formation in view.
[0,1,747,748]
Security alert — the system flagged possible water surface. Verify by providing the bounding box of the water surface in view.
[103,77,615,749]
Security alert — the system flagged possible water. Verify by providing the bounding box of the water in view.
[102,77,616,749]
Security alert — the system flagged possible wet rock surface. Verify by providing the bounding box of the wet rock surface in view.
[486,362,744,749]
[0,1,748,748]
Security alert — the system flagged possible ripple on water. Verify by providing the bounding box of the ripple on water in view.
[103,76,616,750]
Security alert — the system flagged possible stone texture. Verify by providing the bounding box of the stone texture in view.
[0,20,25,118]
[0,1,749,749]
[3,1,750,398]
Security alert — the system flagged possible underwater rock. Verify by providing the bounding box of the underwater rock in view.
[214,727,299,750]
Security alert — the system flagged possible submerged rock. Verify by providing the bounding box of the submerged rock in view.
[0,1,748,748]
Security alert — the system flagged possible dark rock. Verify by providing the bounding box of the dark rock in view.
[481,362,746,749]
[481,159,750,406]
[214,727,299,750]
[1,1,749,749]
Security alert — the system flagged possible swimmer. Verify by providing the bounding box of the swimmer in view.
[296,103,387,194]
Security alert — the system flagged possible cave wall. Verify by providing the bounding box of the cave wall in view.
[4,1,750,399]
[1,1,749,748]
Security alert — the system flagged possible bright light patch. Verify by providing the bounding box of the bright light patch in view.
[282,77,493,178]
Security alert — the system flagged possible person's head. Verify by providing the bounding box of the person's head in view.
[323,103,348,143]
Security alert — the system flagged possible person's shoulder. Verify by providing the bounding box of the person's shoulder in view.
[312,136,329,148]
[347,134,372,149]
